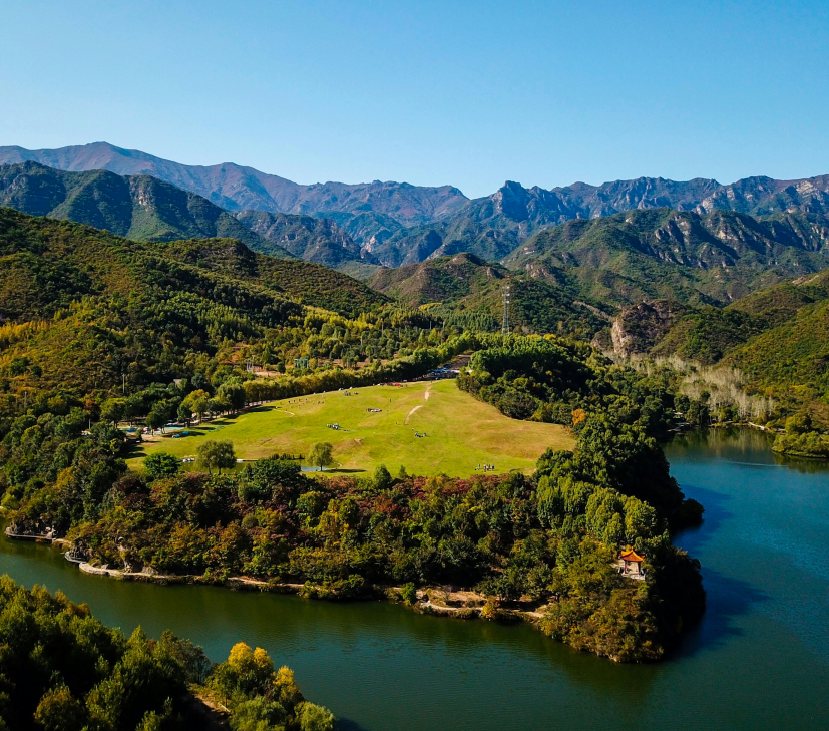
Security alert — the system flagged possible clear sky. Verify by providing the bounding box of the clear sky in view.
[2,0,828,198]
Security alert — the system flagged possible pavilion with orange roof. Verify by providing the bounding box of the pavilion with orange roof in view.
[620,550,645,576]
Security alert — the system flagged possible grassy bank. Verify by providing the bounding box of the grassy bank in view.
[129,379,573,476]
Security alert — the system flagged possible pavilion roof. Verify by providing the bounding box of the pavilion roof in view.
[620,550,645,563]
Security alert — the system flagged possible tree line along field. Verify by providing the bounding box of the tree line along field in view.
[129,379,573,476]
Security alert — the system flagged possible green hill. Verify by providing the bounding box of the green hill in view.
[369,252,608,336]
[235,209,378,269]
[142,235,390,317]
[721,271,829,407]
[0,208,387,321]
[724,299,829,398]
[0,209,391,391]
[0,160,293,256]
[369,252,506,304]
[604,269,829,422]
[612,269,829,364]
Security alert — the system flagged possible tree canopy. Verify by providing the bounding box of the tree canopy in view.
[308,442,334,471]
[196,439,237,475]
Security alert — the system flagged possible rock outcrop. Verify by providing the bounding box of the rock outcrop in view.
[610,300,689,357]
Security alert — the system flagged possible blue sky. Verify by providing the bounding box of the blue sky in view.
[2,0,827,198]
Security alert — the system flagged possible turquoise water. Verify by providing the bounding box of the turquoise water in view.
[1,428,827,730]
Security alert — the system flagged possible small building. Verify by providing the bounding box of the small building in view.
[620,550,645,576]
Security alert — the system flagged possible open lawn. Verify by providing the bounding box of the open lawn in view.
[128,379,573,477]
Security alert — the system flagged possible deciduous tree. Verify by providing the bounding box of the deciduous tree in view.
[308,442,334,471]
[196,439,237,474]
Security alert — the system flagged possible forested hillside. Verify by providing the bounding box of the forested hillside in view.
[0,208,393,393]
[605,269,829,428]
[0,161,289,255]
[0,208,385,319]
[505,208,829,307]
[0,142,469,226]
[236,209,378,269]
[369,252,608,337]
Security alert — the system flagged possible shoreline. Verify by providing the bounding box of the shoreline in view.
[1,519,692,665]
[52,552,651,663]
[60,553,670,662]
[70,555,542,620]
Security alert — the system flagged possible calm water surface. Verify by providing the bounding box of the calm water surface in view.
[2,428,828,730]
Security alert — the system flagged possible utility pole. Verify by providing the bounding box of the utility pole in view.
[502,283,511,335]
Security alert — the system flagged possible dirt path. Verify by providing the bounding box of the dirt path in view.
[404,383,434,424]
[185,692,230,730]
[404,404,423,424]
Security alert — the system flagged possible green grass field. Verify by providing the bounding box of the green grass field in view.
[128,379,573,477]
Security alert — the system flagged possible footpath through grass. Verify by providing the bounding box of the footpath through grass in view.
[128,379,573,477]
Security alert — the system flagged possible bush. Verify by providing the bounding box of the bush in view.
[143,451,181,481]
[400,583,417,605]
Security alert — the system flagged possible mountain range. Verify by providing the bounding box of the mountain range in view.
[0,142,468,229]
[370,175,829,268]
[0,161,378,270]
[6,142,829,271]
[0,160,286,254]
[4,143,829,319]
[505,206,829,306]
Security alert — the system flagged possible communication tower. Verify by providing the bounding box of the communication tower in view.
[502,283,510,335]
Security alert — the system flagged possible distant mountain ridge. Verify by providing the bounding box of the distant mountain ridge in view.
[373,175,829,267]
[5,142,829,271]
[0,161,382,269]
[235,209,378,267]
[505,207,829,308]
[0,142,469,227]
[0,160,286,254]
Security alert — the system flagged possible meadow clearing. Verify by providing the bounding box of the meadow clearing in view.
[129,379,573,477]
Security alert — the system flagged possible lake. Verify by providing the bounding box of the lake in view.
[2,428,828,730]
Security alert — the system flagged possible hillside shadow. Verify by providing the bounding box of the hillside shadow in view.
[241,404,277,415]
[675,567,771,659]
[669,486,770,660]
[123,410,266,459]
[336,719,371,731]
[674,485,733,556]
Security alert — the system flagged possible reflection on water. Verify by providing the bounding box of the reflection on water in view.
[672,426,829,473]
[1,429,828,730]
